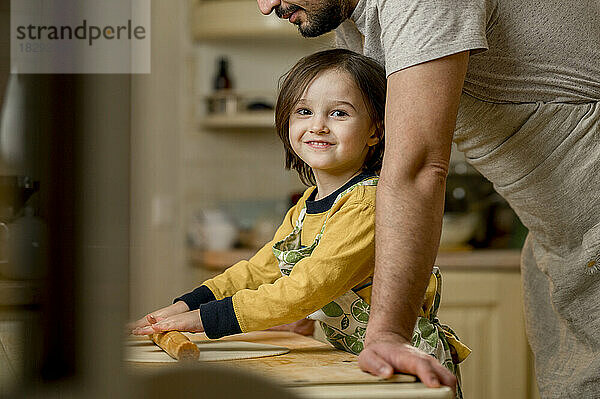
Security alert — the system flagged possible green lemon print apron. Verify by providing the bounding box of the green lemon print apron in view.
[272,177,464,398]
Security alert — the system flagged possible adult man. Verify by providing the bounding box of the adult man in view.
[257,0,600,397]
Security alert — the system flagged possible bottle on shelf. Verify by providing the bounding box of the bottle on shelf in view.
[213,57,232,91]
[208,57,238,114]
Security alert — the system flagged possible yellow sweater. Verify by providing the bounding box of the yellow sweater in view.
[203,182,376,333]
[177,173,469,362]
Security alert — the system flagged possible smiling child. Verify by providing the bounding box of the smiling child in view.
[130,49,469,396]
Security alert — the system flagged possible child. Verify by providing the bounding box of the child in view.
[130,49,469,394]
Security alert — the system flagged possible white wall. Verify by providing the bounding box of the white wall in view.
[130,0,191,317]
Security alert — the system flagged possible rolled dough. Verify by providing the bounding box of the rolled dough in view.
[125,333,289,363]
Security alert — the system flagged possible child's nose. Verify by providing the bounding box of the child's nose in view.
[309,121,330,134]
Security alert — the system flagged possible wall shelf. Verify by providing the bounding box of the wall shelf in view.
[193,0,335,43]
[193,0,302,41]
[202,111,275,129]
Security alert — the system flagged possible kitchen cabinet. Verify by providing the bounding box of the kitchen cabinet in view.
[435,251,540,399]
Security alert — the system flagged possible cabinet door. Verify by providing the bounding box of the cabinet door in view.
[437,271,530,399]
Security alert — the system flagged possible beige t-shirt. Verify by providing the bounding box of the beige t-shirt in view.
[335,0,600,103]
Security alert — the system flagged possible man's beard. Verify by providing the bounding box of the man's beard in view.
[275,0,349,37]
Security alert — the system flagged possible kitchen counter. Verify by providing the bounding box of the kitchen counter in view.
[191,248,522,273]
[127,330,454,399]
[434,249,521,271]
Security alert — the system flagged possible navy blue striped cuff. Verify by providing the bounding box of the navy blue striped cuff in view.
[200,297,242,339]
[173,285,216,310]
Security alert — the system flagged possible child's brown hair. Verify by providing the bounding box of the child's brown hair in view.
[275,49,386,186]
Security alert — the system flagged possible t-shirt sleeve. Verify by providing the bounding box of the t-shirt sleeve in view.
[377,0,489,75]
[201,199,375,338]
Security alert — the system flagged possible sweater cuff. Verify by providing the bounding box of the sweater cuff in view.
[173,285,216,310]
[200,297,242,339]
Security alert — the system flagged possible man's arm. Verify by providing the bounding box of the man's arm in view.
[358,51,469,391]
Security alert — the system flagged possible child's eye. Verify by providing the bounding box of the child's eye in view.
[295,108,312,116]
[331,110,349,117]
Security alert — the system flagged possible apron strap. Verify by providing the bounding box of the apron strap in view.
[314,177,378,240]
[294,206,307,230]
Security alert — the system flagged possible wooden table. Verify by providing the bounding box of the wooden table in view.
[127,331,454,399]
[1,327,453,398]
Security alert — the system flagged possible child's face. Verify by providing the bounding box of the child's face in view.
[288,69,378,178]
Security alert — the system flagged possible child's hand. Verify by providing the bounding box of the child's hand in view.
[127,301,190,334]
[131,310,204,335]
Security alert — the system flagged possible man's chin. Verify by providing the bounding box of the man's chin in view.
[296,22,338,38]
[298,27,326,38]
[287,2,348,38]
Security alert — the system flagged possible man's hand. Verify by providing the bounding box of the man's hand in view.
[358,332,457,393]
[131,310,204,335]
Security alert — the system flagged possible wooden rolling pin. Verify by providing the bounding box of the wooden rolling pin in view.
[149,331,200,361]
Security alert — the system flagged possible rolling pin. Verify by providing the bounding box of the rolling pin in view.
[149,331,200,361]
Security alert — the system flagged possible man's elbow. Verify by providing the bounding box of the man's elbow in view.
[380,156,449,190]
[420,160,450,183]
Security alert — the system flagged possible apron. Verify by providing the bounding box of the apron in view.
[272,177,465,397]
[455,95,600,397]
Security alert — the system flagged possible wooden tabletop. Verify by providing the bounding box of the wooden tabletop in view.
[1,323,453,398]
[128,331,454,399]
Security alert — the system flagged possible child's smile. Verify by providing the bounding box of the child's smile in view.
[305,139,334,149]
[289,69,378,187]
